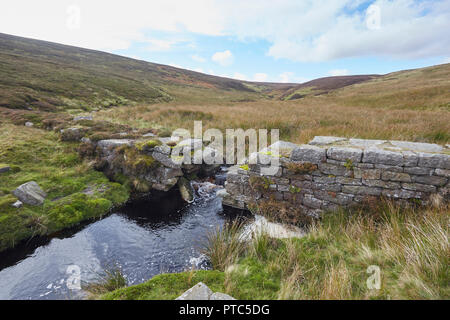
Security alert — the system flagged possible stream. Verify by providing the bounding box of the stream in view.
[0,173,246,300]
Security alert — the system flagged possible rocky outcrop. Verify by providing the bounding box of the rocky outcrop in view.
[176,282,235,300]
[12,181,47,205]
[223,136,449,220]
[80,136,220,198]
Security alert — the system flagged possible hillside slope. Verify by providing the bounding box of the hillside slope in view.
[0,33,295,111]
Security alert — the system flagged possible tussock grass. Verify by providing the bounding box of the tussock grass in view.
[83,266,128,298]
[104,202,449,300]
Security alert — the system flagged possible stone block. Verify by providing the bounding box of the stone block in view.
[327,147,363,163]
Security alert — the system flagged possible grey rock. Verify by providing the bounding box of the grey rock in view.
[390,140,443,153]
[13,181,47,206]
[401,151,419,167]
[342,185,382,196]
[152,151,182,169]
[97,139,133,151]
[354,168,381,180]
[309,136,347,145]
[374,164,404,172]
[0,165,11,174]
[175,282,213,300]
[418,153,450,169]
[12,200,23,208]
[335,177,363,186]
[178,177,194,203]
[404,167,434,175]
[318,163,351,176]
[314,190,354,205]
[411,175,447,186]
[381,171,412,182]
[327,147,362,163]
[363,147,403,165]
[434,168,450,178]
[291,145,326,163]
[362,179,400,189]
[402,183,436,193]
[142,132,156,137]
[73,115,93,121]
[302,194,325,209]
[210,292,236,300]
[382,189,421,199]
[348,139,386,148]
[25,122,34,127]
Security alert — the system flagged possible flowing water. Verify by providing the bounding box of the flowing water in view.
[0,177,245,300]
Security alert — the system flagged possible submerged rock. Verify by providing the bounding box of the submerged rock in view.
[178,177,194,203]
[12,181,47,206]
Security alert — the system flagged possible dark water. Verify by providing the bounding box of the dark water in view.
[0,181,244,300]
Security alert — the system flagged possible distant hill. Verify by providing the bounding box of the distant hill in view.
[1,33,449,112]
[0,33,295,111]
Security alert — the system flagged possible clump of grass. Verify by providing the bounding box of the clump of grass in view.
[202,220,247,271]
[83,265,128,298]
[286,162,318,174]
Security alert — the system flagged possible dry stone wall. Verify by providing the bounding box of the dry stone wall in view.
[222,136,450,218]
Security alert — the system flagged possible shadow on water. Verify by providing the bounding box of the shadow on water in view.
[0,180,251,300]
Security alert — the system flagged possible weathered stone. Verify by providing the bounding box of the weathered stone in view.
[176,282,213,300]
[311,182,342,192]
[152,151,181,169]
[355,163,375,169]
[291,145,326,163]
[402,183,436,193]
[382,189,421,199]
[362,179,400,189]
[381,171,411,182]
[142,132,156,137]
[73,115,93,122]
[97,139,133,151]
[349,139,386,148]
[374,164,403,172]
[302,194,325,209]
[178,177,194,203]
[401,151,419,167]
[11,200,23,208]
[435,168,450,178]
[314,190,354,205]
[25,121,34,127]
[309,136,347,145]
[210,292,236,300]
[354,168,381,180]
[335,177,363,186]
[326,159,346,166]
[363,147,403,165]
[291,180,312,189]
[313,176,336,184]
[418,153,450,169]
[0,165,11,174]
[404,167,434,175]
[390,140,443,153]
[225,182,242,195]
[342,185,382,196]
[318,163,351,177]
[277,184,290,192]
[327,147,362,163]
[13,181,47,206]
[411,175,447,186]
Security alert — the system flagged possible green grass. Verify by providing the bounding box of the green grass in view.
[0,123,129,251]
[101,202,449,300]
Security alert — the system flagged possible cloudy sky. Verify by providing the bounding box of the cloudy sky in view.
[1,0,449,83]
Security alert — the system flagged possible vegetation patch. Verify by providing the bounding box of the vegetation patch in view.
[286,162,318,174]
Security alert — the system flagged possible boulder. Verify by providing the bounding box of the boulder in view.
[178,177,194,203]
[73,115,93,122]
[0,165,11,174]
[25,122,34,127]
[11,200,23,208]
[12,181,47,205]
[210,292,236,300]
[175,282,213,300]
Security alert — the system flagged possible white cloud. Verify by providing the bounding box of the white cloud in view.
[278,72,309,83]
[441,57,450,64]
[232,72,247,80]
[253,73,268,82]
[1,0,449,62]
[146,39,176,52]
[328,69,350,76]
[191,54,206,63]
[212,50,234,66]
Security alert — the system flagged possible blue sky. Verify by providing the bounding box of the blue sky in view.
[1,0,449,83]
